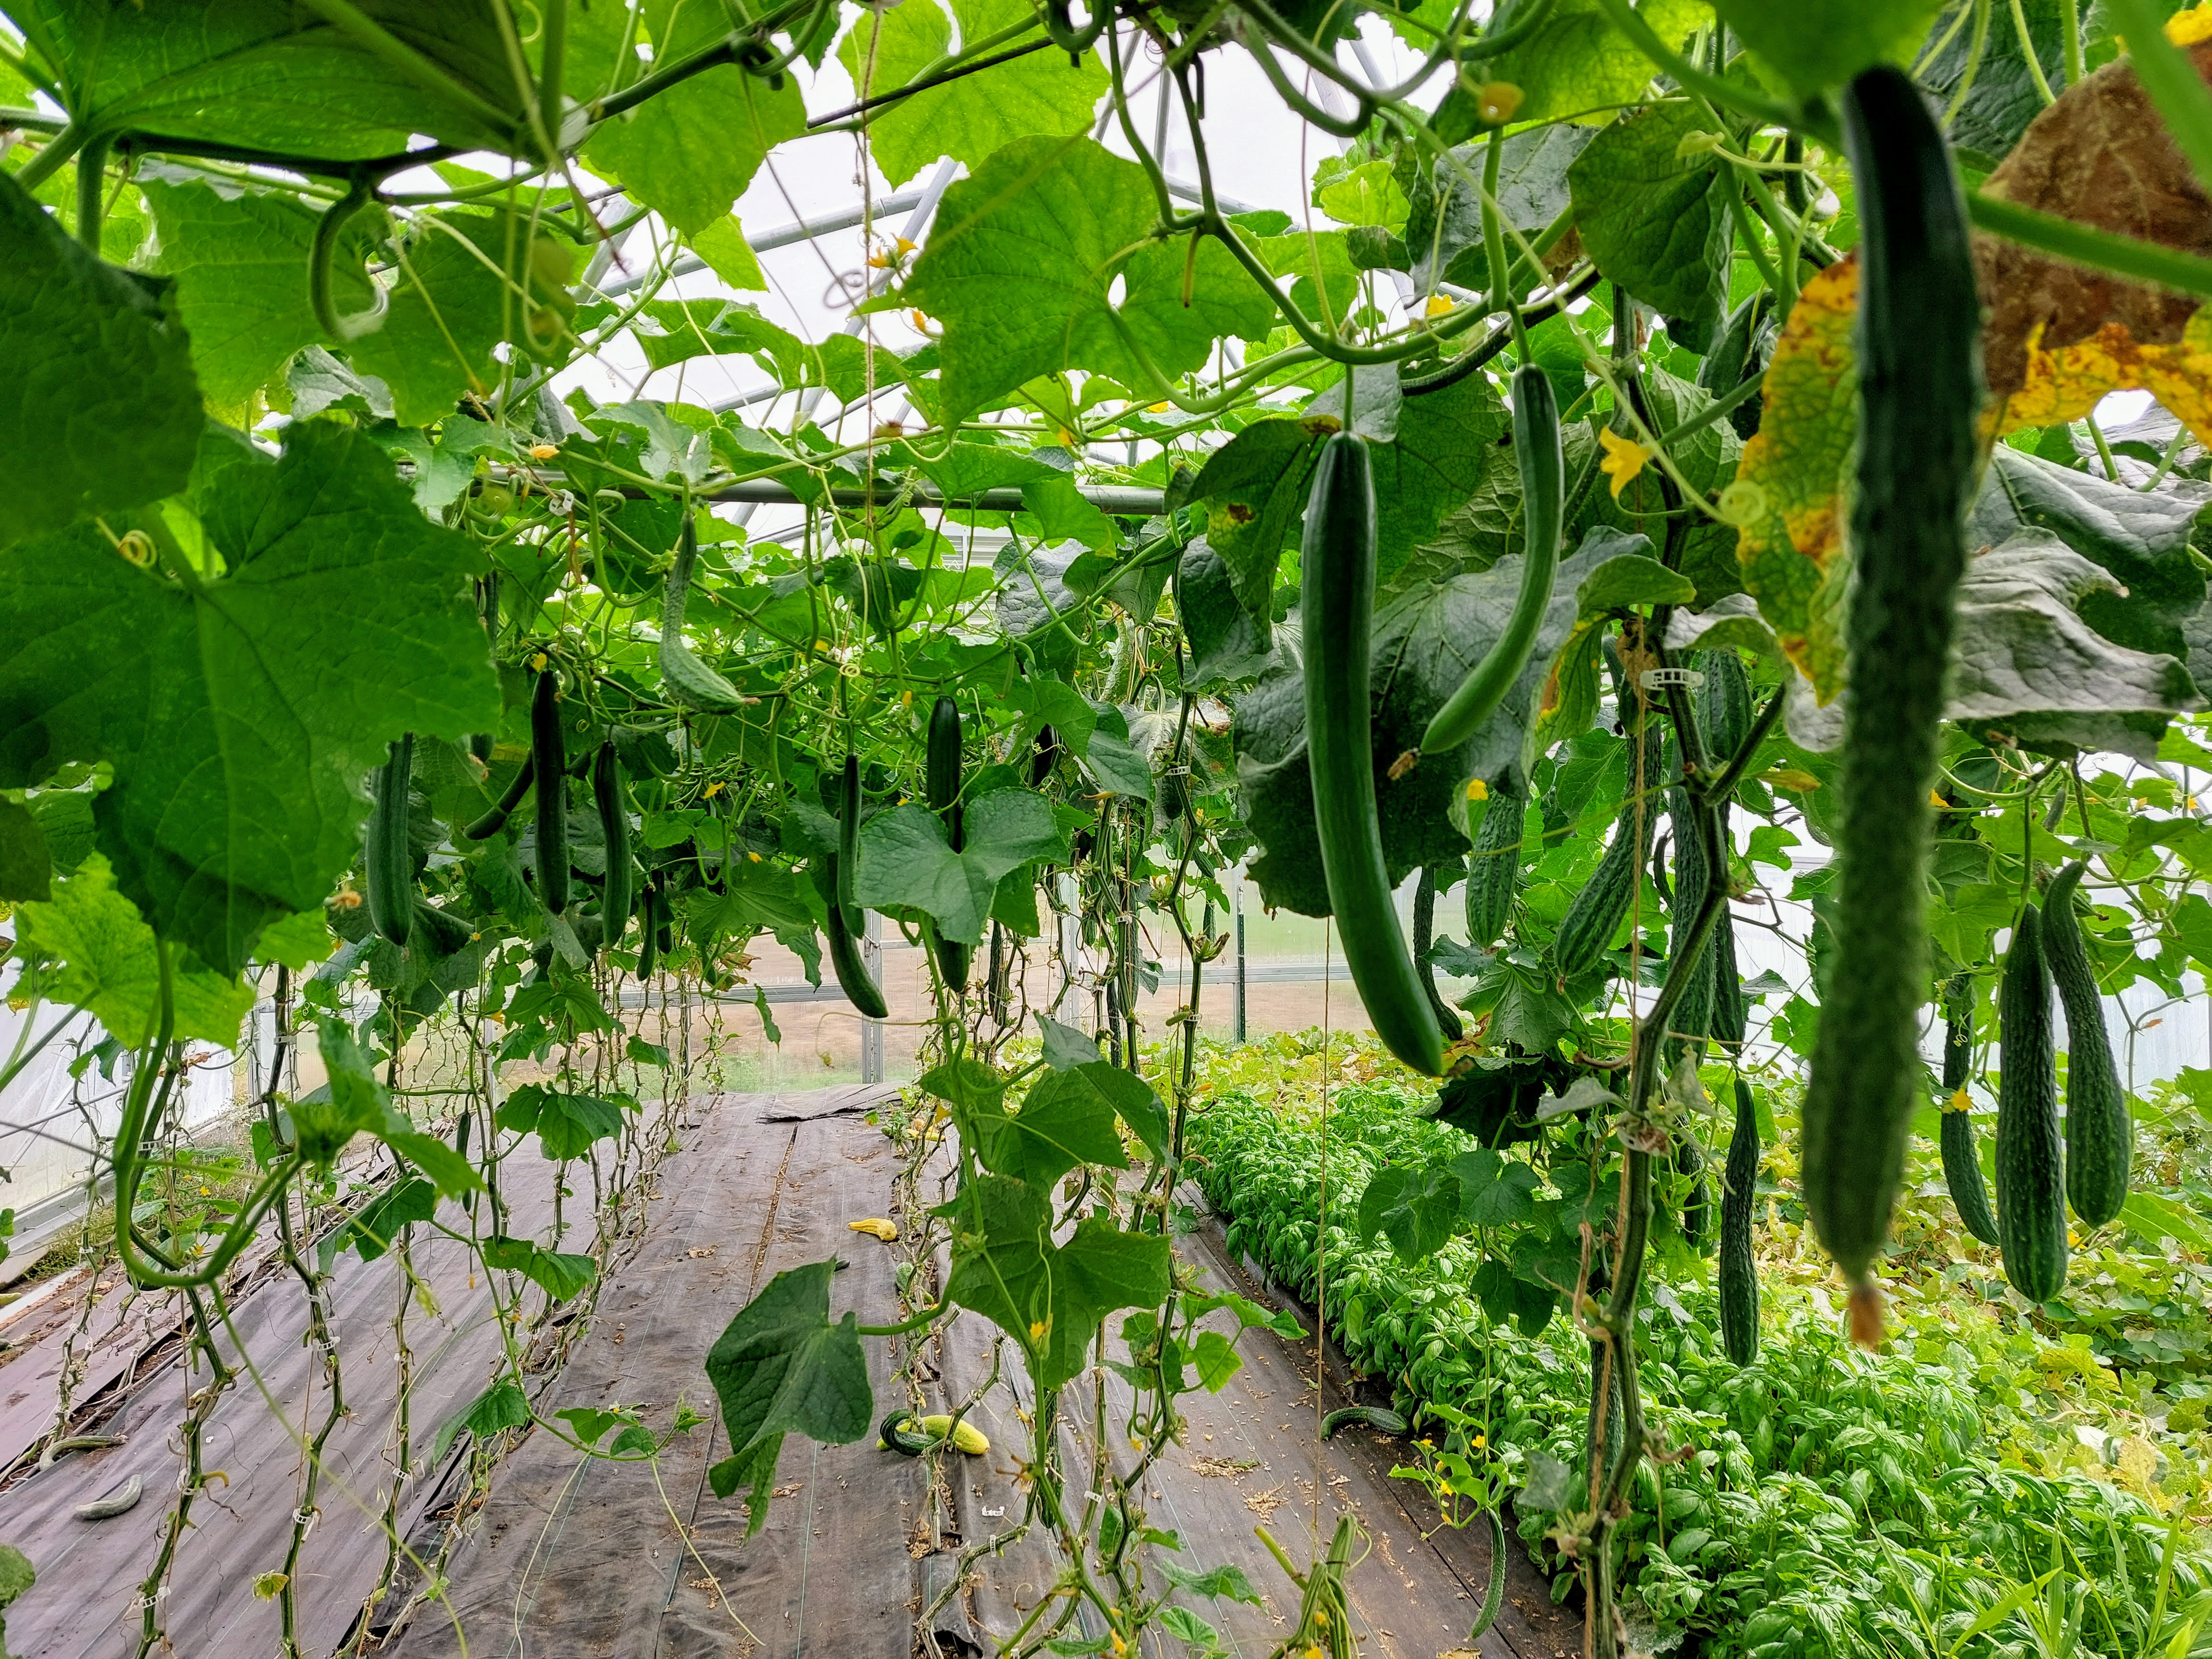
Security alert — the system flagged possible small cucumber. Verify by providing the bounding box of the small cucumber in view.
[2042,862,2129,1226]
[660,517,752,714]
[531,669,570,914]
[1718,1075,1760,1365]
[1300,432,1445,1076]
[1319,1405,1408,1438]
[365,733,414,948]
[1413,865,1464,1042]
[465,751,535,841]
[593,745,633,951]
[1462,787,1523,948]
[1549,746,1657,981]
[1995,904,2067,1303]
[822,854,889,1019]
[926,695,964,845]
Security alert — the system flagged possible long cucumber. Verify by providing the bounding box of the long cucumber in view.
[2042,861,2129,1226]
[1421,364,1564,753]
[365,733,414,947]
[1412,865,1464,1042]
[531,669,570,914]
[1800,66,1981,1312]
[1996,904,2068,1303]
[821,853,889,1019]
[1940,975,2002,1247]
[464,751,535,841]
[837,754,865,936]
[593,745,633,950]
[925,696,971,992]
[1300,432,1445,1076]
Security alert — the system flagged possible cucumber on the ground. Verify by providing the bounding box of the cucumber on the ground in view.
[1996,904,2068,1303]
[593,745,633,950]
[2042,861,2129,1226]
[1463,787,1523,948]
[1800,65,1981,1305]
[531,669,570,914]
[365,734,414,947]
[1413,865,1464,1042]
[1719,1075,1760,1365]
[1300,431,1445,1076]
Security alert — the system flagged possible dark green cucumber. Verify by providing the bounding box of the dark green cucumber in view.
[1676,1134,1710,1248]
[1421,363,1563,753]
[1549,760,1655,980]
[661,516,751,714]
[1709,905,1746,1053]
[822,852,889,1019]
[465,751,535,841]
[1940,975,2002,1247]
[1719,1075,1760,1365]
[1413,865,1464,1042]
[1463,787,1523,948]
[1696,650,1752,772]
[593,745,633,951]
[1996,905,2067,1302]
[1665,783,1714,1056]
[1300,432,1446,1076]
[837,753,864,936]
[531,669,570,914]
[925,697,971,992]
[1029,723,1061,787]
[365,733,414,948]
[2042,862,2128,1227]
[637,887,660,981]
[1801,65,1981,1295]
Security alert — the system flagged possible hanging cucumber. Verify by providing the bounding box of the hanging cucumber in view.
[1709,907,1746,1055]
[1300,432,1445,1077]
[1719,1075,1760,1365]
[925,696,971,992]
[1029,723,1061,787]
[1549,730,1659,981]
[1940,975,2002,1248]
[1800,66,1981,1316]
[1665,783,1714,1058]
[1421,363,1564,753]
[1412,865,1464,1042]
[465,752,535,841]
[1676,1136,1710,1248]
[1463,786,1523,948]
[365,733,414,948]
[531,669,570,914]
[1996,904,2067,1303]
[837,754,865,935]
[660,516,752,715]
[637,879,661,981]
[821,853,889,1019]
[2041,862,2128,1226]
[1696,649,1753,771]
[593,745,633,951]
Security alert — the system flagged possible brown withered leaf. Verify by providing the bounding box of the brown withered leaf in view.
[1974,41,2212,406]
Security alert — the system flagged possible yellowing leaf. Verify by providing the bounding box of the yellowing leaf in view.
[1993,310,2212,447]
[1597,426,1650,498]
[1731,257,1861,697]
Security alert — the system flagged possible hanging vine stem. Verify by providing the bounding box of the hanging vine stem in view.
[133,1284,235,1659]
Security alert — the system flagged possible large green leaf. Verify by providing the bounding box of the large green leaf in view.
[1232,531,1625,916]
[0,423,501,972]
[841,0,1107,188]
[496,1084,626,1161]
[12,852,254,1046]
[307,1019,483,1194]
[1711,0,1946,99]
[1919,0,2072,160]
[11,0,533,158]
[705,1260,874,1533]
[144,179,376,423]
[584,0,805,234]
[482,1234,599,1300]
[1566,99,1730,344]
[944,1175,1171,1389]
[1183,418,1329,625]
[1968,445,2209,684]
[1407,125,1593,294]
[1177,537,1275,689]
[1369,373,1509,577]
[899,135,1277,420]
[967,1064,1132,1187]
[0,169,200,548]
[1475,0,1711,126]
[853,786,1071,944]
